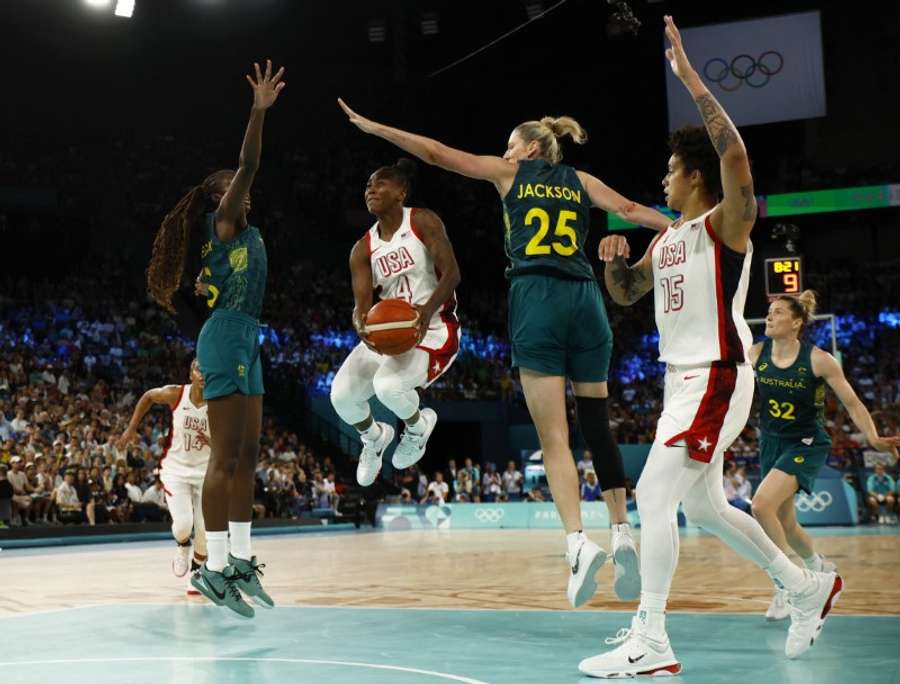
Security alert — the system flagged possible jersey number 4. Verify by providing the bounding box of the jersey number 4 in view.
[524,208,578,256]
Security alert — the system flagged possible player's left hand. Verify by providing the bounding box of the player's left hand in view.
[338,98,380,135]
[664,15,695,82]
[195,432,211,450]
[413,305,432,344]
[194,272,209,297]
[869,434,900,459]
[247,59,286,110]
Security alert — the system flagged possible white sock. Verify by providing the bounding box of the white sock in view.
[229,521,252,561]
[206,531,228,572]
[802,553,823,571]
[766,554,808,593]
[637,592,668,638]
[612,522,631,536]
[566,530,585,556]
[360,422,381,441]
[406,413,426,435]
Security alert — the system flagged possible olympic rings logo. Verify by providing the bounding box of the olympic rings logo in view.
[704,51,784,91]
[794,491,833,513]
[474,508,505,523]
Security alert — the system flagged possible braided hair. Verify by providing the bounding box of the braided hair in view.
[146,169,233,313]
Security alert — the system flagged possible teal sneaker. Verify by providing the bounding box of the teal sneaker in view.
[229,554,274,609]
[190,564,255,619]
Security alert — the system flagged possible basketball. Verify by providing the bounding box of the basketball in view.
[364,299,419,355]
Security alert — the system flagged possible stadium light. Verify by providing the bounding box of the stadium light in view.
[84,0,112,7]
[421,12,439,36]
[524,1,543,20]
[114,0,135,18]
[368,19,386,43]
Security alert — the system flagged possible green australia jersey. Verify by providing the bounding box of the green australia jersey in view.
[501,159,594,280]
[756,339,829,440]
[200,213,268,320]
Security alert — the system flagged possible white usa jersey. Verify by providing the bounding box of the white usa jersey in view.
[160,385,211,477]
[366,207,460,380]
[652,208,753,365]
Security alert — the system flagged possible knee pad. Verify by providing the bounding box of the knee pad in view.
[574,396,625,491]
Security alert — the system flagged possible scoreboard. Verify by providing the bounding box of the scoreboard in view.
[764,257,803,297]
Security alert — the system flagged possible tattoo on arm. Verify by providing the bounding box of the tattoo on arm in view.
[740,184,756,221]
[608,257,651,304]
[694,94,740,157]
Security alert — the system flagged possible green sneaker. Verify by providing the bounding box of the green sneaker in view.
[190,564,255,619]
[229,554,274,609]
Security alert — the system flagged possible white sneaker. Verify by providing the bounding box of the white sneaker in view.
[566,536,609,608]
[578,617,682,678]
[785,571,843,659]
[392,408,437,470]
[357,422,395,486]
[765,589,790,621]
[612,527,641,601]
[172,544,191,578]
[186,571,201,596]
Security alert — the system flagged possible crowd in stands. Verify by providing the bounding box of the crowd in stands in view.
[1,133,898,528]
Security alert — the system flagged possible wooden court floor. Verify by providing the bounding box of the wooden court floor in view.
[2,528,897,616]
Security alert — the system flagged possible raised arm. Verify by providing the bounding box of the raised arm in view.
[598,234,656,306]
[349,239,379,353]
[338,98,517,193]
[216,60,286,230]
[577,171,671,232]
[665,16,756,252]
[117,385,183,451]
[411,209,462,342]
[813,348,900,458]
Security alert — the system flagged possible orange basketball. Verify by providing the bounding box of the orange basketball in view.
[365,299,419,355]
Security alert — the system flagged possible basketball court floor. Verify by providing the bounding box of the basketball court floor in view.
[2,526,898,683]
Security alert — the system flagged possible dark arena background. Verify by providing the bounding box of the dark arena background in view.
[1,2,898,683]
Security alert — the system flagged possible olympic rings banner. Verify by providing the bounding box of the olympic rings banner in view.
[794,477,858,526]
[376,502,627,531]
[665,11,826,130]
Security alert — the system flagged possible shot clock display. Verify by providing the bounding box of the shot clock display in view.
[765,257,803,296]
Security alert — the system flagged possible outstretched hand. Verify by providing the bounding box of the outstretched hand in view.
[338,98,381,135]
[664,15,695,82]
[247,59,286,110]
[869,434,900,459]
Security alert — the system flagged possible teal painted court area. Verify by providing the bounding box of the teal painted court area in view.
[1,605,898,684]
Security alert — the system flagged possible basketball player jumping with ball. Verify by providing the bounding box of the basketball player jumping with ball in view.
[330,159,461,486]
[579,17,842,677]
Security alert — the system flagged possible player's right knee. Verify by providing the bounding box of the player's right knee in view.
[172,520,193,543]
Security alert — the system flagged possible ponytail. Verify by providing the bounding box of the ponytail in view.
[515,115,588,163]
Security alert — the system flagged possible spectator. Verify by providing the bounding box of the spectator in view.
[7,456,32,525]
[581,470,602,502]
[502,460,523,501]
[0,464,13,527]
[866,463,896,524]
[576,449,594,475]
[454,469,474,502]
[53,470,84,524]
[425,471,449,505]
[723,461,752,514]
[135,475,168,523]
